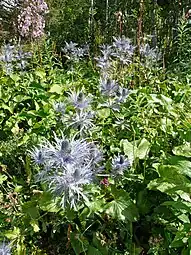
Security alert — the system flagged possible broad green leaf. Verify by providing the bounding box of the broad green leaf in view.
[10,74,20,82]
[38,192,60,213]
[84,196,105,216]
[147,179,176,193]
[97,108,110,119]
[30,220,40,232]
[173,143,191,158]
[88,246,102,255]
[49,84,62,94]
[35,70,46,79]
[104,187,138,221]
[166,156,191,178]
[121,138,150,161]
[136,138,150,159]
[121,139,136,163]
[162,201,191,212]
[22,201,40,219]
[158,165,191,185]
[170,224,191,248]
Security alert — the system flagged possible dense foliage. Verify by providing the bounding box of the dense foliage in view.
[1,0,191,254]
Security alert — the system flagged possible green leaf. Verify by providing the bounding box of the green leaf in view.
[136,138,150,159]
[70,233,89,254]
[30,220,40,232]
[166,156,191,178]
[162,201,191,212]
[49,84,62,94]
[158,165,190,185]
[35,69,46,79]
[22,201,40,219]
[104,187,138,221]
[173,143,191,158]
[88,246,102,255]
[121,139,135,163]
[38,192,60,213]
[121,138,150,161]
[5,227,20,240]
[0,174,7,184]
[170,224,191,248]
[10,74,20,82]
[97,108,110,119]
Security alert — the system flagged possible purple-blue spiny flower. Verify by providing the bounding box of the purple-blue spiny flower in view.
[0,242,11,255]
[68,91,91,110]
[30,133,103,208]
[112,154,131,176]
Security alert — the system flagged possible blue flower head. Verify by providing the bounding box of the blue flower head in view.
[30,133,103,209]
[68,91,91,110]
[0,242,11,255]
[53,102,65,115]
[112,154,131,176]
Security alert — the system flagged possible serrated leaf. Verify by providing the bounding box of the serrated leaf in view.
[38,192,60,213]
[5,227,20,240]
[104,187,138,222]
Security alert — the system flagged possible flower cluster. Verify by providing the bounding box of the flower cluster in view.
[112,36,135,65]
[95,37,133,111]
[17,0,48,39]
[95,36,135,75]
[0,242,11,255]
[62,42,89,62]
[0,43,32,74]
[99,76,130,111]
[54,90,94,134]
[140,43,161,63]
[30,133,103,209]
[112,154,131,176]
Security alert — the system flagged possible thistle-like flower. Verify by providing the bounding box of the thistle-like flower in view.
[30,133,103,208]
[113,36,135,54]
[0,242,11,255]
[0,43,32,74]
[95,45,113,73]
[112,36,135,65]
[68,110,95,133]
[68,91,91,110]
[112,154,131,176]
[140,44,161,62]
[48,163,94,208]
[62,41,88,61]
[30,146,45,165]
[100,77,119,96]
[0,44,15,63]
[116,87,130,103]
[53,102,65,115]
[38,134,92,168]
